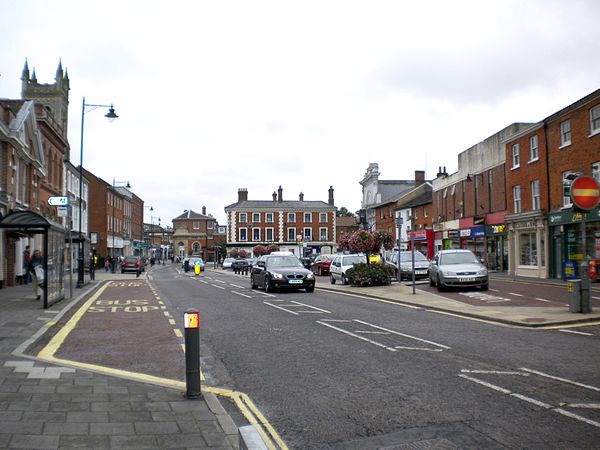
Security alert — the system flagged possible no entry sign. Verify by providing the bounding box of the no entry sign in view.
[571,176,600,211]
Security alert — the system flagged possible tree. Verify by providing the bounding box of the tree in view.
[336,207,356,217]
[253,245,268,257]
[338,230,394,264]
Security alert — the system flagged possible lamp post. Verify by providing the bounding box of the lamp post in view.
[111,179,130,273]
[77,97,118,288]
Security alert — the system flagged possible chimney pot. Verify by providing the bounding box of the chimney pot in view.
[272,191,277,201]
[202,206,206,215]
[299,192,304,201]
[415,170,425,182]
[238,188,248,202]
[277,185,283,202]
[328,186,334,206]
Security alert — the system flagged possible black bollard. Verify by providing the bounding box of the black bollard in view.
[183,310,202,399]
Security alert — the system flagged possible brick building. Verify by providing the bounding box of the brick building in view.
[224,186,337,257]
[172,207,221,262]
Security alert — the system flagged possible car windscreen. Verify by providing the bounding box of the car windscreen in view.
[342,256,366,265]
[399,252,428,262]
[124,257,138,263]
[266,256,303,268]
[439,252,479,265]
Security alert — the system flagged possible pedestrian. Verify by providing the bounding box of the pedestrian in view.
[89,253,95,281]
[29,249,44,300]
[104,258,110,272]
[23,245,31,285]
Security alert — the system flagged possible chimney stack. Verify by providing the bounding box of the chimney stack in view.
[202,206,206,215]
[238,188,248,202]
[328,186,334,206]
[277,186,283,202]
[299,192,304,201]
[415,170,425,182]
[272,191,277,201]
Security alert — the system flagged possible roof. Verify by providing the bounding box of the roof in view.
[336,216,358,227]
[173,210,215,220]
[399,189,432,209]
[224,200,335,211]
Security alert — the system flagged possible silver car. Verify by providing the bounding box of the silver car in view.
[429,249,488,291]
[330,254,367,285]
[385,250,430,281]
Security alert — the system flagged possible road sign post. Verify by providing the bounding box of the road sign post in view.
[183,310,202,399]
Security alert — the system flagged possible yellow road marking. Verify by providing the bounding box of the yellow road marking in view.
[173,329,183,338]
[538,321,600,330]
[169,319,176,325]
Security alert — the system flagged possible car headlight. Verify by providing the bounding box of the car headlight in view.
[271,273,284,279]
[401,265,411,271]
[306,273,314,279]
[441,270,456,277]
[477,269,488,276]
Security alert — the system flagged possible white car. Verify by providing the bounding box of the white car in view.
[222,258,235,269]
[329,254,367,285]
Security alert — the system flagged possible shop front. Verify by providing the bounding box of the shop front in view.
[485,224,508,272]
[459,225,485,260]
[505,211,547,278]
[548,207,600,280]
[407,229,434,259]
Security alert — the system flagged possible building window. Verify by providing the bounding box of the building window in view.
[192,242,201,254]
[562,171,581,207]
[380,209,384,219]
[193,220,200,229]
[529,135,539,161]
[513,185,521,213]
[450,185,455,196]
[287,227,296,241]
[303,227,312,241]
[304,212,312,222]
[531,180,540,210]
[413,209,418,220]
[208,221,214,229]
[560,120,571,147]
[519,231,538,266]
[239,228,247,241]
[512,143,520,168]
[252,228,260,241]
[423,207,428,218]
[319,227,328,241]
[590,105,600,135]
[265,228,274,241]
[593,161,600,182]
[287,213,296,223]
[252,213,260,222]
[266,213,274,223]
[443,188,447,198]
[239,213,247,223]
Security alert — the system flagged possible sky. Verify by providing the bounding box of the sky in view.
[1,0,599,226]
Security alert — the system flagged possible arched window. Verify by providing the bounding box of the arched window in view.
[192,242,201,255]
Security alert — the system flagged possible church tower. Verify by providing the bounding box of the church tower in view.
[21,59,70,141]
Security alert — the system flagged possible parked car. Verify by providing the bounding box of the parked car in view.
[121,256,142,274]
[250,254,315,293]
[222,258,236,269]
[184,257,205,272]
[385,250,430,280]
[330,254,367,285]
[310,255,333,275]
[232,259,251,272]
[429,249,488,291]
[299,257,312,269]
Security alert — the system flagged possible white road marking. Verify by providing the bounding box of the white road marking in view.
[290,301,330,313]
[264,302,299,315]
[489,288,500,292]
[535,297,551,303]
[519,368,600,392]
[317,321,396,352]
[258,292,277,298]
[353,319,451,349]
[230,284,245,289]
[232,291,251,298]
[211,284,225,290]
[568,403,600,409]
[559,329,594,336]
[459,292,511,303]
[510,393,551,409]
[320,319,352,323]
[461,369,529,376]
[509,292,524,297]
[593,296,600,300]
[355,331,390,335]
[458,374,511,394]
[198,280,208,284]
[215,279,226,284]
[394,346,443,352]
[554,408,600,428]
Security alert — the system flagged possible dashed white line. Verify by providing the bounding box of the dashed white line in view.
[198,280,208,284]
[353,319,451,349]
[461,369,529,376]
[535,297,551,303]
[320,319,352,323]
[230,284,245,289]
[317,321,396,352]
[290,301,330,313]
[258,292,277,298]
[489,288,500,292]
[554,408,600,428]
[458,374,511,394]
[264,302,299,315]
[355,330,390,335]
[559,329,594,336]
[519,368,600,393]
[232,291,251,298]
[510,393,551,409]
[568,403,600,409]
[394,346,443,352]
[509,292,524,297]
[214,279,226,284]
[211,284,225,290]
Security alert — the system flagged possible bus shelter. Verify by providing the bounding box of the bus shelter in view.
[0,211,65,308]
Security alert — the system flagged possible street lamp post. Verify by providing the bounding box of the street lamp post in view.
[111,179,130,273]
[77,97,118,288]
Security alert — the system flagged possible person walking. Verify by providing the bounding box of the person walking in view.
[29,249,44,300]
[23,245,31,285]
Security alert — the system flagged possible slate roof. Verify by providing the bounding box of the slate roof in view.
[224,200,334,210]
[173,210,214,220]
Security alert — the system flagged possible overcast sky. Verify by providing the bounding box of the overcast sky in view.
[1,0,599,225]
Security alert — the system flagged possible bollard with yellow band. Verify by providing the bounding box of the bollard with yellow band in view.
[184,310,202,399]
[194,260,201,275]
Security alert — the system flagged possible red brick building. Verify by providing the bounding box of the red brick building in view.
[172,207,221,262]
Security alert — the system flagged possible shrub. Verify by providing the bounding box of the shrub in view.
[346,263,394,287]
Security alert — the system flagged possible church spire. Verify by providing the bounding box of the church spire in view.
[21,59,30,81]
[31,68,37,82]
[55,59,63,80]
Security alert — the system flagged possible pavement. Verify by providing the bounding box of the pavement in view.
[0,269,246,450]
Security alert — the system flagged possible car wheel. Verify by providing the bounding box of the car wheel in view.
[330,275,336,284]
[264,280,272,293]
[250,276,257,289]
[481,282,489,291]
[429,276,435,287]
[436,276,446,292]
[342,274,348,285]
[306,286,314,293]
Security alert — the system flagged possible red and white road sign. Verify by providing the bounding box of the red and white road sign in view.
[571,176,600,211]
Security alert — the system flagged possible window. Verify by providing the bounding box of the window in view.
[266,213,273,223]
[413,209,418,220]
[239,213,247,223]
[513,185,521,213]
[488,169,493,186]
[303,227,312,240]
[287,227,296,241]
[319,227,328,241]
[560,120,571,147]
[593,161,600,182]
[265,228,274,241]
[252,228,260,241]
[287,213,296,223]
[423,207,428,218]
[319,212,327,223]
[193,220,200,229]
[531,180,540,210]
[562,171,581,207]
[512,143,520,168]
[239,228,247,241]
[380,209,384,219]
[519,231,538,266]
[252,213,260,222]
[207,221,214,229]
[590,105,600,135]
[529,135,539,161]
[443,188,447,198]
[450,185,455,196]
[304,212,312,222]
[192,242,201,254]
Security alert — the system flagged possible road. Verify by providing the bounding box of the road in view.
[44,264,600,449]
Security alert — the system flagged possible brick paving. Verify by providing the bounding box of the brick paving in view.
[0,275,238,449]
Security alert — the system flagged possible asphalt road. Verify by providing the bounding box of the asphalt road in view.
[120,266,600,448]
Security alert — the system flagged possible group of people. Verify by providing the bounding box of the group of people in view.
[22,246,44,300]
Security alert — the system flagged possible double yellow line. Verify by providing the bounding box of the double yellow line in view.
[37,281,287,450]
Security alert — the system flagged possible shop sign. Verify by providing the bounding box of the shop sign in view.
[408,230,427,240]
[474,216,485,225]
[515,221,535,229]
[446,230,460,239]
[486,224,506,235]
[460,229,471,237]
[471,226,485,237]
[548,207,600,226]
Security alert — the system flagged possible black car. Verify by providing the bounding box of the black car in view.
[250,255,315,293]
[231,259,251,273]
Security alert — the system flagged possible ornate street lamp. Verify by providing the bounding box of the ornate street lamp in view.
[77,97,118,288]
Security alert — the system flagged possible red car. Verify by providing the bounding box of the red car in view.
[310,255,333,276]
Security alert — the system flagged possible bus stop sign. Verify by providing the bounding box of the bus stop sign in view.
[571,176,600,211]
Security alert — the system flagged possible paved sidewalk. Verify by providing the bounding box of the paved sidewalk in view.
[0,271,239,449]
